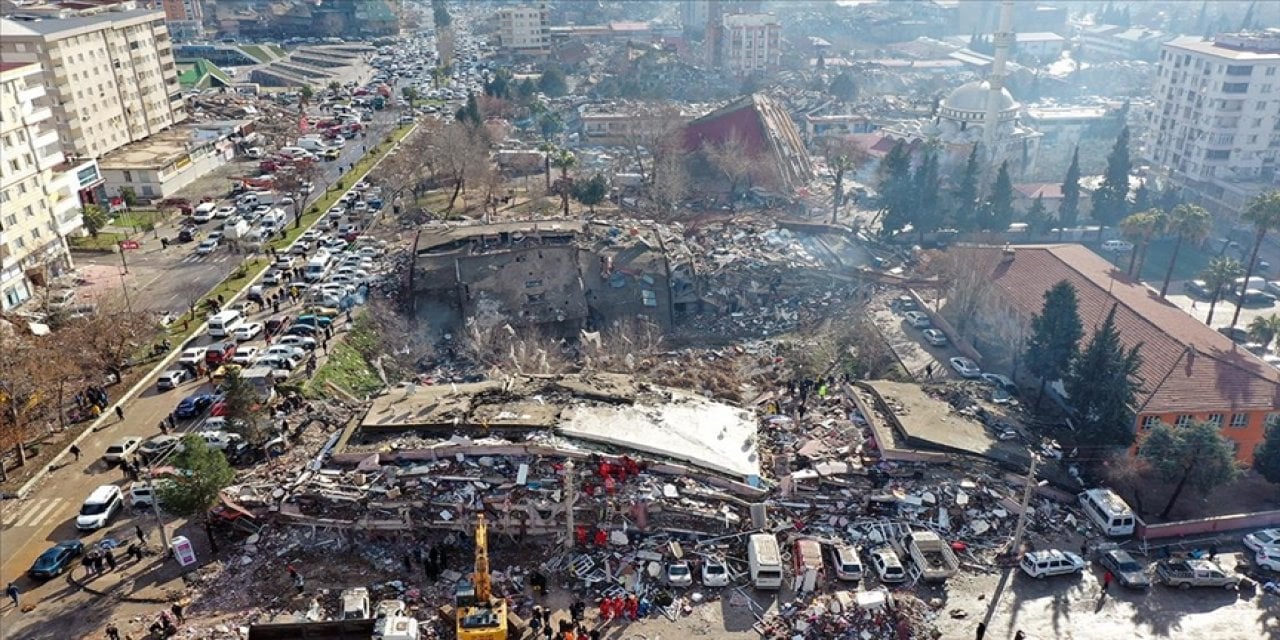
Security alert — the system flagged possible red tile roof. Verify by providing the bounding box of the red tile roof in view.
[0,61,38,73]
[979,244,1280,415]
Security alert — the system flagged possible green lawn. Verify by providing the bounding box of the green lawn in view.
[306,338,382,398]
[109,209,167,230]
[67,232,126,251]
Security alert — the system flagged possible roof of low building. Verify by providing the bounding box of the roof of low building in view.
[976,244,1280,415]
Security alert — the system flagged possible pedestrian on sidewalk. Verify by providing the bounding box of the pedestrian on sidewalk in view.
[1103,570,1113,592]
[70,444,81,461]
[105,548,117,572]
[105,622,121,640]
[5,582,18,607]
[171,601,185,623]
[92,553,105,575]
[115,406,124,421]
[135,524,148,545]
[975,621,986,640]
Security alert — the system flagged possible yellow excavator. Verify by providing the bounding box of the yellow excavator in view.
[454,514,509,640]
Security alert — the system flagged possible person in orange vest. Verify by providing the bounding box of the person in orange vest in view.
[575,526,589,547]
[625,595,639,620]
[599,597,612,622]
[593,527,608,547]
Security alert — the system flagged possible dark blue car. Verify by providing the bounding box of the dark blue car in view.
[174,392,217,419]
[28,540,84,579]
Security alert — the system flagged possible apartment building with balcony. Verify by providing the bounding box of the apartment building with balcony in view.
[155,0,205,41]
[0,62,82,311]
[497,4,550,55]
[0,9,187,161]
[1144,32,1280,216]
[720,13,781,76]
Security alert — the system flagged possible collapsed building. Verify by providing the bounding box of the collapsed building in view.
[682,93,816,194]
[411,221,698,332]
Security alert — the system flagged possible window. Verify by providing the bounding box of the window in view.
[1226,65,1253,76]
[524,279,542,288]
[30,227,40,240]
[1231,414,1249,429]
[122,170,132,182]
[526,293,545,303]
[1268,413,1280,429]
[1206,413,1223,427]
[22,205,33,218]
[3,214,16,227]
[1141,415,1162,431]
[1175,414,1194,427]
[1207,150,1231,160]
[1223,82,1249,93]
[641,290,658,307]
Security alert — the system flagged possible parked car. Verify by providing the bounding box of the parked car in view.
[1020,550,1085,579]
[177,347,208,367]
[1102,240,1134,253]
[980,372,1016,393]
[233,322,264,341]
[102,437,143,463]
[156,369,189,391]
[275,335,317,351]
[295,314,333,328]
[1097,549,1150,589]
[1218,326,1251,344]
[1183,280,1213,298]
[230,345,261,365]
[701,557,729,587]
[1155,558,1239,590]
[1244,528,1280,555]
[138,434,182,461]
[870,546,906,583]
[28,541,84,579]
[665,561,693,588]
[205,341,237,366]
[949,357,981,378]
[1242,289,1277,305]
[903,311,931,329]
[829,544,864,582]
[921,328,948,346]
[1256,549,1280,572]
[174,392,218,419]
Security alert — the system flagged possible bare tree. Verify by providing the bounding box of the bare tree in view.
[926,245,1003,339]
[434,123,490,211]
[819,137,872,223]
[458,323,572,376]
[582,318,666,372]
[62,299,156,380]
[621,105,687,184]
[702,129,756,211]
[0,336,61,479]
[648,152,689,217]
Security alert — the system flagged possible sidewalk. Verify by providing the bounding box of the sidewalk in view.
[66,550,189,604]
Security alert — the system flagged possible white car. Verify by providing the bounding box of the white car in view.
[870,546,906,583]
[903,310,931,329]
[156,369,189,391]
[701,557,729,587]
[233,322,264,341]
[230,345,261,365]
[255,355,298,370]
[1101,239,1134,253]
[1244,528,1280,555]
[195,239,219,255]
[1257,549,1280,572]
[103,437,142,463]
[214,206,237,218]
[276,335,318,351]
[196,430,244,451]
[357,246,383,259]
[980,372,1016,392]
[665,561,693,588]
[922,328,947,346]
[177,347,208,367]
[949,356,981,378]
[1019,549,1085,579]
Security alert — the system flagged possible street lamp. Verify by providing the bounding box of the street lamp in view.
[145,464,173,556]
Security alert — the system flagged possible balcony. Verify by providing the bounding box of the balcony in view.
[23,106,52,125]
[17,84,45,106]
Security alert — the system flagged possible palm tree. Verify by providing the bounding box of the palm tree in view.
[1248,314,1280,350]
[1203,256,1244,327]
[1119,210,1164,278]
[1231,191,1280,328]
[1159,203,1212,298]
[538,141,557,192]
[550,150,577,216]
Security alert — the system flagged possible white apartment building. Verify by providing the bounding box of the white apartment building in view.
[1144,32,1280,216]
[0,62,81,311]
[497,4,550,55]
[721,13,781,76]
[155,0,204,41]
[0,9,186,161]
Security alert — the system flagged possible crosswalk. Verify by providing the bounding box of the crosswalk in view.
[179,253,233,264]
[0,498,66,529]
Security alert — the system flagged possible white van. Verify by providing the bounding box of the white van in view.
[192,202,217,223]
[304,250,333,282]
[76,485,124,530]
[1078,488,1137,537]
[747,533,783,590]
[207,309,245,338]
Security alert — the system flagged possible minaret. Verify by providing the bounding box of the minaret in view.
[982,0,1015,162]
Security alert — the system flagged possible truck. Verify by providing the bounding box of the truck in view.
[224,219,252,241]
[340,587,371,620]
[297,137,332,153]
[899,530,960,582]
[747,533,783,590]
[1155,558,1240,590]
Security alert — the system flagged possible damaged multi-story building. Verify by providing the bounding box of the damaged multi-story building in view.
[412,221,698,333]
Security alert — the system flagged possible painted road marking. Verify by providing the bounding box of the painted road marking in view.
[4,498,64,528]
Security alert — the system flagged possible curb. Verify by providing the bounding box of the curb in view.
[14,124,415,499]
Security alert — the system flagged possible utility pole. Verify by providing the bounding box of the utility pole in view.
[117,240,129,274]
[1010,454,1039,559]
[146,465,173,555]
[562,460,575,550]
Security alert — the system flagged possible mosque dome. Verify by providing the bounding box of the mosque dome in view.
[939,80,1019,122]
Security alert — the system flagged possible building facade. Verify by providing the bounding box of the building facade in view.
[0,62,80,311]
[497,4,550,55]
[0,9,186,160]
[720,13,780,76]
[1079,24,1168,62]
[155,0,204,41]
[1144,33,1280,216]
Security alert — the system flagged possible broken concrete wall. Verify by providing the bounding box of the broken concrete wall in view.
[459,245,588,328]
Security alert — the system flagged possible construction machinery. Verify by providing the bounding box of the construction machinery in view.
[454,514,508,640]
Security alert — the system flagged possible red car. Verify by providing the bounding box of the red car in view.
[210,401,227,417]
[205,341,238,366]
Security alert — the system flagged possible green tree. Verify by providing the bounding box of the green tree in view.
[538,66,568,98]
[1023,281,1083,409]
[1138,421,1240,519]
[829,70,857,102]
[1058,146,1081,239]
[1202,256,1245,326]
[518,77,538,100]
[1065,305,1143,447]
[1248,314,1280,349]
[327,80,341,95]
[1026,194,1053,235]
[539,112,563,140]
[81,204,109,238]
[551,149,577,216]
[1130,179,1152,215]
[1158,203,1211,297]
[1230,191,1280,328]
[1119,209,1165,278]
[984,160,1014,231]
[118,186,138,208]
[455,92,482,127]
[1157,184,1181,213]
[484,69,511,99]
[218,368,268,446]
[1091,127,1132,241]
[1253,419,1280,484]
[432,0,452,28]
[156,434,237,546]
[910,149,941,239]
[401,86,420,108]
[952,145,981,232]
[876,141,914,234]
[299,84,314,107]
[572,173,609,215]
[538,141,557,191]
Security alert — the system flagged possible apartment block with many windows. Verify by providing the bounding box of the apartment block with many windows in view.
[497,4,550,55]
[0,9,186,161]
[720,13,781,76]
[155,0,205,41]
[0,62,80,311]
[1144,32,1280,216]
